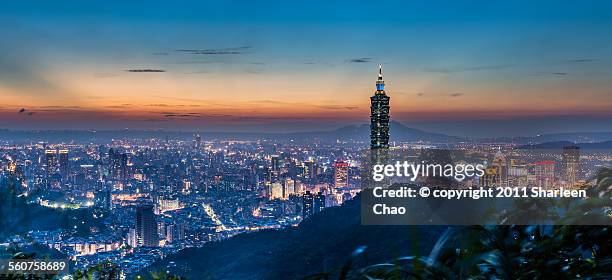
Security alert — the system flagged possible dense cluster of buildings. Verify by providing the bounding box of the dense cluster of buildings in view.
[479,145,584,189]
[0,136,362,273]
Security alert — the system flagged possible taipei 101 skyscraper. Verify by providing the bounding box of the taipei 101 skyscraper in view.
[370,64,390,149]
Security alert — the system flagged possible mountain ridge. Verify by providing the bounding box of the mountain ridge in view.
[143,196,444,279]
[518,140,612,150]
[2,125,612,145]
[0,121,464,143]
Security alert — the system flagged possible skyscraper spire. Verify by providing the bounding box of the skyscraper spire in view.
[376,64,385,92]
[370,64,390,149]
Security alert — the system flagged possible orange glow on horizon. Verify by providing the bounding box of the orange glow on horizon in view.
[1,66,612,126]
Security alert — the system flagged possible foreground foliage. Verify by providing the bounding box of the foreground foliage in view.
[307,168,612,279]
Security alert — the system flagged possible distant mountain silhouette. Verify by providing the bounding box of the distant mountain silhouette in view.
[143,196,445,279]
[483,132,612,144]
[3,125,610,144]
[518,140,612,150]
[532,132,612,143]
[287,121,465,143]
[0,122,464,143]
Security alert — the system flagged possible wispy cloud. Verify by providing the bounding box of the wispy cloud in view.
[104,104,133,108]
[35,106,84,112]
[348,57,372,63]
[174,46,251,55]
[316,105,359,110]
[16,108,36,116]
[38,106,82,109]
[163,112,234,120]
[565,58,595,63]
[126,69,166,73]
[449,93,464,97]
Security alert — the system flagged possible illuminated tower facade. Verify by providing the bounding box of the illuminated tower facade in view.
[136,204,158,247]
[194,134,202,148]
[491,150,508,187]
[58,149,69,177]
[302,191,314,218]
[303,160,317,181]
[562,145,580,186]
[45,150,58,176]
[370,65,390,149]
[333,160,349,188]
[535,161,555,189]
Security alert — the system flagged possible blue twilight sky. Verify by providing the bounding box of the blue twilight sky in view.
[1,1,612,137]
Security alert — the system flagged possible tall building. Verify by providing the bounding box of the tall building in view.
[127,228,137,248]
[303,160,317,181]
[302,191,314,218]
[480,167,500,187]
[283,178,295,198]
[370,64,390,149]
[165,224,175,244]
[314,192,326,213]
[562,145,580,186]
[45,149,58,176]
[194,134,202,148]
[109,149,128,180]
[534,161,555,189]
[182,179,192,194]
[101,189,113,210]
[108,148,117,177]
[136,204,158,247]
[269,182,283,200]
[491,150,508,187]
[269,155,280,183]
[165,224,185,244]
[333,161,349,188]
[58,149,69,177]
[508,164,529,188]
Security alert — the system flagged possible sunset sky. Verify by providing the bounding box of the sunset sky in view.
[1,1,612,137]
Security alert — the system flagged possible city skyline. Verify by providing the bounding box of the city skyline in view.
[1,2,610,279]
[2,1,612,136]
